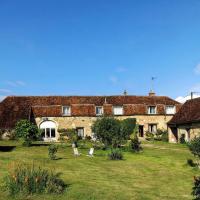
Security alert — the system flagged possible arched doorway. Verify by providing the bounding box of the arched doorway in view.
[40,121,57,141]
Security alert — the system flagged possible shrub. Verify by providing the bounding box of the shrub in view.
[188,137,200,159]
[48,144,58,160]
[108,148,123,160]
[4,163,66,196]
[15,120,40,146]
[192,176,200,200]
[155,129,168,142]
[130,136,142,153]
[187,159,196,167]
[188,137,200,167]
[145,131,154,141]
[0,129,4,140]
[6,129,16,140]
[58,128,78,143]
[180,134,186,144]
[92,117,136,148]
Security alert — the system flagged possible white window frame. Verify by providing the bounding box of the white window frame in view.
[95,106,103,116]
[113,106,124,115]
[165,105,176,115]
[148,106,156,115]
[62,106,71,116]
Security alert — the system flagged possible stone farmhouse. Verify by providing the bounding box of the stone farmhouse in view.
[168,97,200,143]
[0,92,180,141]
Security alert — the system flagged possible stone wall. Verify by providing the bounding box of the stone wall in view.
[168,123,200,143]
[35,115,173,141]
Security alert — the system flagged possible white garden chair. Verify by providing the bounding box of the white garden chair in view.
[87,148,94,157]
[73,148,81,156]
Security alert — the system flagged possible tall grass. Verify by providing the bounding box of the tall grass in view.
[4,162,66,196]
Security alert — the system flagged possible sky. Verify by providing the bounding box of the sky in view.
[0,0,200,101]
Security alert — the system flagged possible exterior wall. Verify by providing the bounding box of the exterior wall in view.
[168,123,200,143]
[35,115,173,141]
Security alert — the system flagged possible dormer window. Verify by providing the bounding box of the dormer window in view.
[113,106,123,115]
[148,106,156,114]
[62,106,71,116]
[96,106,103,116]
[166,105,175,114]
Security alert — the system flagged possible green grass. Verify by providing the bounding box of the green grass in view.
[0,140,198,200]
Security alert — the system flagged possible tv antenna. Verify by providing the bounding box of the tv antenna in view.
[151,77,157,92]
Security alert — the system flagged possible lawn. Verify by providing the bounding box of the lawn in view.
[0,140,198,200]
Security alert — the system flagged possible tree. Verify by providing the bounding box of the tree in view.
[92,117,136,148]
[15,119,40,146]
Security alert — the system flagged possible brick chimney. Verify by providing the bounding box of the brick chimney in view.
[149,90,156,97]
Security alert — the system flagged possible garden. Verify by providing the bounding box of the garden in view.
[0,118,199,199]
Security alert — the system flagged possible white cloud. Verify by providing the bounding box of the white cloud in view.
[6,80,26,87]
[109,76,118,84]
[194,63,200,75]
[116,67,127,73]
[190,83,200,92]
[16,81,26,86]
[176,94,200,103]
[0,89,12,93]
[0,96,6,102]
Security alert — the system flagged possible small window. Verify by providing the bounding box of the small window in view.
[166,106,175,114]
[96,106,103,115]
[148,106,156,114]
[148,124,157,133]
[77,128,84,138]
[113,106,123,115]
[62,106,71,116]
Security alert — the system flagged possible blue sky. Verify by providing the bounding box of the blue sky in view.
[0,0,200,100]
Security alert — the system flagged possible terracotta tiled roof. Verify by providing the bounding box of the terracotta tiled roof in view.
[0,95,180,129]
[168,97,200,125]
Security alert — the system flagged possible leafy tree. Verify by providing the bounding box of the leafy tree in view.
[15,119,40,146]
[120,118,136,140]
[92,117,136,148]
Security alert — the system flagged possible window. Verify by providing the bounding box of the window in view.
[148,106,156,114]
[62,106,71,116]
[77,128,84,138]
[39,121,57,140]
[96,106,103,115]
[166,106,175,114]
[148,124,157,133]
[113,106,123,115]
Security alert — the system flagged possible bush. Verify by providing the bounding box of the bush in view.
[92,117,136,148]
[192,176,200,200]
[0,129,4,140]
[187,159,196,167]
[155,129,168,142]
[15,120,40,146]
[130,136,142,153]
[4,163,66,196]
[180,134,186,144]
[48,144,58,160]
[58,128,78,143]
[188,137,200,167]
[108,148,123,160]
[145,131,154,141]
[188,137,200,159]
